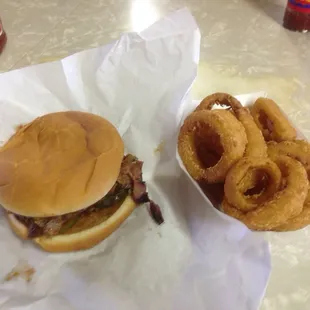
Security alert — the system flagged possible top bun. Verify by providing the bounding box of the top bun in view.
[0,111,124,217]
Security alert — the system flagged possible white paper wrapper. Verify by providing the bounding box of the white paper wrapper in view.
[0,9,270,310]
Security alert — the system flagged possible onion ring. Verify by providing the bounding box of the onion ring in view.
[222,156,308,231]
[268,140,310,231]
[195,93,267,158]
[250,98,296,142]
[235,108,267,158]
[224,157,282,212]
[273,200,310,232]
[195,92,243,112]
[268,140,310,175]
[178,109,247,183]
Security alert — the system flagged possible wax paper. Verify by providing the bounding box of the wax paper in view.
[0,9,270,310]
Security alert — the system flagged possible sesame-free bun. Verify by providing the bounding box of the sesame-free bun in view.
[7,196,137,252]
[0,111,124,217]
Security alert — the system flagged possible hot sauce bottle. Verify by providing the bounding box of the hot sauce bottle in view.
[283,0,310,32]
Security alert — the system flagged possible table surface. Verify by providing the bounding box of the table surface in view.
[1,0,310,309]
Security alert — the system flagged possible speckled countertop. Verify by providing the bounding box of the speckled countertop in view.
[1,0,310,309]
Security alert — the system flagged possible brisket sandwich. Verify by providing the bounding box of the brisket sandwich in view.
[0,111,162,252]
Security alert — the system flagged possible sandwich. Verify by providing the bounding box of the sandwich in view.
[0,111,163,252]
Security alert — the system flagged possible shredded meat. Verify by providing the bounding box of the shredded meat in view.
[148,201,164,225]
[132,181,149,203]
[117,154,142,188]
[129,161,143,181]
[43,218,64,236]
[12,154,164,238]
[28,220,44,238]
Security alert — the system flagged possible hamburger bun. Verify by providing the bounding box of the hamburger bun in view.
[0,111,124,217]
[7,196,137,252]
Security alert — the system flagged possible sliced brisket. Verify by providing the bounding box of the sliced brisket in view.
[148,201,164,225]
[132,181,149,204]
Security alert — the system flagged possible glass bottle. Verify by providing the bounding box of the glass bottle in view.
[0,19,7,54]
[283,0,310,32]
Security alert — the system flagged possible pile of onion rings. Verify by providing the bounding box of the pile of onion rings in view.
[178,92,310,231]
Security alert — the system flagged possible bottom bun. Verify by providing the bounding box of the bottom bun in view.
[7,213,29,240]
[7,196,137,252]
